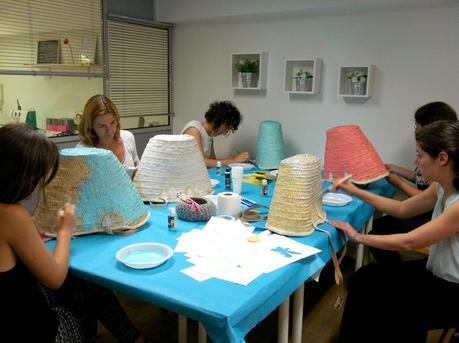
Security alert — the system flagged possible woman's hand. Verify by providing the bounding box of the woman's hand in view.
[56,203,75,238]
[332,178,359,195]
[385,163,399,174]
[328,220,359,241]
[233,152,250,163]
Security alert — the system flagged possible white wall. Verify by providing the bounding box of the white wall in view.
[167,3,459,169]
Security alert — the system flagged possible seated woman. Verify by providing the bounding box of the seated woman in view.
[331,120,459,342]
[0,123,149,342]
[181,100,250,167]
[77,94,139,174]
[371,101,457,263]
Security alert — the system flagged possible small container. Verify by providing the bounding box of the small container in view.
[261,179,268,197]
[168,207,177,230]
[216,161,222,175]
[224,167,231,190]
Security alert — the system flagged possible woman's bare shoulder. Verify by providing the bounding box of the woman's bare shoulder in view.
[0,204,31,233]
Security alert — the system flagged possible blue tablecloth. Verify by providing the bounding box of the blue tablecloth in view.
[47,168,395,343]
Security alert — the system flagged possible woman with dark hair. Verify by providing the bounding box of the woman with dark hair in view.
[385,101,457,195]
[370,101,457,263]
[181,100,250,167]
[77,94,139,174]
[331,120,459,342]
[0,124,149,342]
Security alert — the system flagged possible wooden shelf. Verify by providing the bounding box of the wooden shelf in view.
[25,63,103,69]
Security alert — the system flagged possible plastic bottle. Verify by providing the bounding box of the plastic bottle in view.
[224,167,231,190]
[216,161,222,175]
[262,179,268,197]
[168,207,177,230]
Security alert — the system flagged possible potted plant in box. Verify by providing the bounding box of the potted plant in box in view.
[294,69,313,91]
[234,58,259,88]
[346,70,367,95]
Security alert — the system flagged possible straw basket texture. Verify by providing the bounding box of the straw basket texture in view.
[256,120,284,170]
[133,134,213,202]
[266,154,326,236]
[324,125,388,184]
[33,148,149,236]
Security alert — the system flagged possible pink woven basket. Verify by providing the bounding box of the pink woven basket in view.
[324,125,388,184]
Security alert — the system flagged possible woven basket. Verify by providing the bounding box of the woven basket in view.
[176,197,216,222]
[33,148,149,236]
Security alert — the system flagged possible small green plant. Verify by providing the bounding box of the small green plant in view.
[294,69,313,79]
[346,70,367,82]
[234,58,259,74]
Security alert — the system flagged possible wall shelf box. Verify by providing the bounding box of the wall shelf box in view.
[231,52,268,90]
[284,58,322,94]
[338,65,375,98]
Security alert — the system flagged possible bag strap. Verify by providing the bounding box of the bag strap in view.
[315,226,346,310]
[103,212,151,236]
[238,205,269,222]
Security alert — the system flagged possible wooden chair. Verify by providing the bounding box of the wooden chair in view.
[437,328,456,343]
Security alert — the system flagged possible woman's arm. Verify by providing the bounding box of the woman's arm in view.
[385,163,416,182]
[386,173,422,197]
[6,204,74,289]
[334,180,437,218]
[184,127,249,167]
[330,199,459,251]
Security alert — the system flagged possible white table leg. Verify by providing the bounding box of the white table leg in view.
[355,214,373,271]
[198,322,207,343]
[178,315,187,343]
[278,297,289,343]
[292,284,304,343]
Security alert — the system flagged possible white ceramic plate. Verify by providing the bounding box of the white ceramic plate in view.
[210,179,220,187]
[322,193,352,207]
[229,163,255,171]
[116,242,173,269]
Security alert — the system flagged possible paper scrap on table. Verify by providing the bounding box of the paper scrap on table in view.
[176,216,321,285]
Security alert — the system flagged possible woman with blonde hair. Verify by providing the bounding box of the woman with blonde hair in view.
[77,95,139,172]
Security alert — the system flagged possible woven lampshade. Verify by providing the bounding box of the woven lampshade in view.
[133,134,213,202]
[33,148,149,236]
[324,125,388,184]
[256,120,284,169]
[266,154,326,236]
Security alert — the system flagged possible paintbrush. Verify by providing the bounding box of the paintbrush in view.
[323,173,353,194]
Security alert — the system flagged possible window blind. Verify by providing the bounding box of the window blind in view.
[0,0,103,73]
[107,19,170,119]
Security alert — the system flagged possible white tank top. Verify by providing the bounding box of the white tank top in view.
[426,184,459,283]
[181,120,213,158]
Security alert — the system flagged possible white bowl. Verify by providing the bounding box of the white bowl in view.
[116,242,173,269]
[210,179,220,187]
[322,193,352,207]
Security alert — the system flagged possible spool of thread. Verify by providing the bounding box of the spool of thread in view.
[217,192,241,217]
[256,120,284,169]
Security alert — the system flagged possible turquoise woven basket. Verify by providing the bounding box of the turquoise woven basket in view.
[256,120,284,169]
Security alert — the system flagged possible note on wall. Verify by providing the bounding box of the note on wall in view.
[37,40,60,64]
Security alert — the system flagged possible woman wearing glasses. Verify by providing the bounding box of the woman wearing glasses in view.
[181,100,249,167]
